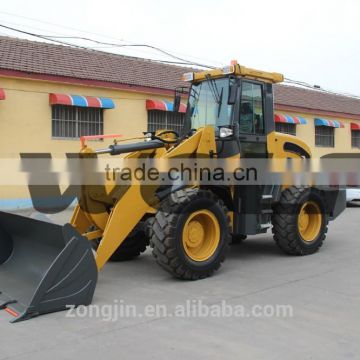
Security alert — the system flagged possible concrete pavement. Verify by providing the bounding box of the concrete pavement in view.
[0,207,359,359]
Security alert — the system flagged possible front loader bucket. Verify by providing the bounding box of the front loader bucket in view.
[0,211,97,323]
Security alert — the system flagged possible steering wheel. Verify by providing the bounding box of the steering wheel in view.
[153,130,180,143]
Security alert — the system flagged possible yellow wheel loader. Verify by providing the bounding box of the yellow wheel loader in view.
[0,63,346,322]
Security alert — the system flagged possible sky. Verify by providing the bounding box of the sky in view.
[0,0,359,95]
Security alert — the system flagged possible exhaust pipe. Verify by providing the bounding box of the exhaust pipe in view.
[0,211,97,323]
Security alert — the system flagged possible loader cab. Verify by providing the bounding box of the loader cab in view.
[182,73,276,158]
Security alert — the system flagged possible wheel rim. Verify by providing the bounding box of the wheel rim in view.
[182,209,220,261]
[297,201,322,242]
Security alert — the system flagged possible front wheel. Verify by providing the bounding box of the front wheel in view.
[272,187,328,255]
[151,188,231,280]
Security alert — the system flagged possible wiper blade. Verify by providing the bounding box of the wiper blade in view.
[217,87,224,118]
[205,75,221,104]
[189,86,201,118]
[205,75,224,118]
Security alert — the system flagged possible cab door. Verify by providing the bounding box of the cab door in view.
[233,80,275,235]
[238,80,268,158]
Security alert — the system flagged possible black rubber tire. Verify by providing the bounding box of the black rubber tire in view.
[231,234,247,245]
[109,229,149,261]
[272,186,328,255]
[151,188,231,280]
[93,228,149,262]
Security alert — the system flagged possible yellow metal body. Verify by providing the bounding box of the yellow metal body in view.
[71,125,312,270]
[267,131,312,159]
[298,201,323,242]
[190,64,284,84]
[267,131,312,189]
[70,65,313,271]
[71,126,217,270]
[182,209,220,261]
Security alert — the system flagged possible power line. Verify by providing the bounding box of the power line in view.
[0,23,91,49]
[284,78,360,100]
[0,16,359,98]
[0,18,73,37]
[0,21,193,65]
[0,10,224,68]
[0,23,214,69]
[0,17,196,63]
[40,34,215,68]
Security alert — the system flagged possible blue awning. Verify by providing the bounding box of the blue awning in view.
[275,114,307,124]
[314,118,344,128]
[50,93,115,109]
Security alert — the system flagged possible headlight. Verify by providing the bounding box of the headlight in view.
[144,133,153,141]
[222,65,235,75]
[182,72,194,82]
[219,127,234,138]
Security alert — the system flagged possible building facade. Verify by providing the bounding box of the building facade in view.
[0,36,359,208]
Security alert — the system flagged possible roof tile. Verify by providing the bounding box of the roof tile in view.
[1,36,360,117]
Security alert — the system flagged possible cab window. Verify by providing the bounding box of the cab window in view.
[239,82,264,134]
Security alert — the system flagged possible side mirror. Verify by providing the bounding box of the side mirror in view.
[173,94,181,113]
[173,86,189,113]
[228,77,238,105]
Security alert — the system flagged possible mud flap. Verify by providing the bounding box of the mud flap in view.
[0,211,98,323]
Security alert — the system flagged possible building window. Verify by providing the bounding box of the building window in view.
[315,126,335,147]
[352,130,360,148]
[147,110,185,134]
[275,123,297,136]
[52,105,103,139]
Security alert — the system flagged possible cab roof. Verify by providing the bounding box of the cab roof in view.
[183,61,284,84]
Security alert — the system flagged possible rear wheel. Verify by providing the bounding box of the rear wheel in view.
[272,187,328,255]
[151,188,230,280]
[93,227,149,262]
[109,229,149,261]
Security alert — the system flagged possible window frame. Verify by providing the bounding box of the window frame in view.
[351,130,360,148]
[315,125,335,148]
[275,122,297,136]
[147,109,185,134]
[51,105,104,140]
